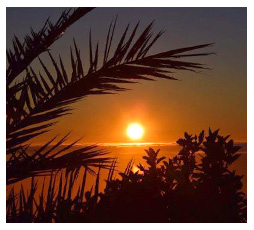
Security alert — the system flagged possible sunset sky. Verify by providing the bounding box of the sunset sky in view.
[6,7,247,144]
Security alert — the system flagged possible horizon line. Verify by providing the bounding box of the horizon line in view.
[30,141,247,147]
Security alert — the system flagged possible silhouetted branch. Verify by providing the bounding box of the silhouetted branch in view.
[7,18,213,153]
[7,133,112,185]
[6,7,94,86]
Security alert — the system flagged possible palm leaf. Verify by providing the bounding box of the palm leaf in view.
[7,134,112,185]
[7,19,213,152]
[6,7,94,86]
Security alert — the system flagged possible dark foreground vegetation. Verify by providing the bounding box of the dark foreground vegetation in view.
[6,7,246,223]
[7,129,247,223]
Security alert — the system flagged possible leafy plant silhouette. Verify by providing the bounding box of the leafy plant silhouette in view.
[6,129,246,222]
[95,129,246,223]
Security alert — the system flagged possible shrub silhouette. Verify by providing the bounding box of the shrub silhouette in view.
[96,129,247,223]
[6,129,246,222]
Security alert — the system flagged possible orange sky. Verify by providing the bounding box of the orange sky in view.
[7,8,247,144]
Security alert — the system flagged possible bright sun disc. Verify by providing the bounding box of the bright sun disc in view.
[127,123,144,140]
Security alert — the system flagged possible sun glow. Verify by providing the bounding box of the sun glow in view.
[126,123,144,140]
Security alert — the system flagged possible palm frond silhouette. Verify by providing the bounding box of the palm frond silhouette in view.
[7,133,111,185]
[6,7,94,85]
[6,8,213,185]
[7,18,213,153]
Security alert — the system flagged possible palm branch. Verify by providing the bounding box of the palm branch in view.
[6,7,94,86]
[6,132,112,185]
[6,10,213,185]
[7,17,213,154]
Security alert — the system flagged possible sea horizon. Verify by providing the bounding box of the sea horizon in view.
[26,140,247,194]
[30,141,247,148]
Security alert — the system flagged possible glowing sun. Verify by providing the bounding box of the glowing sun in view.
[127,123,144,140]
